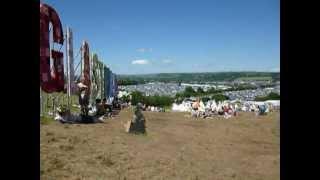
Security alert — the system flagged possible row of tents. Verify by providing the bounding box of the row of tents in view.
[172,99,280,113]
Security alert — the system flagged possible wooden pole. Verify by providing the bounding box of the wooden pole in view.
[66,27,75,110]
[40,87,42,117]
[52,96,55,117]
[65,29,70,109]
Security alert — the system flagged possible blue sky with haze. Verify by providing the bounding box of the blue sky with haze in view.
[43,0,279,74]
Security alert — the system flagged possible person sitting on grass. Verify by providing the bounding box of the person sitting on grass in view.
[258,105,267,115]
[103,98,113,118]
[95,98,106,116]
[223,105,232,119]
[102,98,107,109]
[55,105,82,124]
[55,104,105,124]
[218,106,224,116]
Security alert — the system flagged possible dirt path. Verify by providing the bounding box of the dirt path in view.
[41,109,280,180]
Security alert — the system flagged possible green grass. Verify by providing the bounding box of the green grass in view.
[164,106,172,112]
[40,116,54,125]
[236,76,272,81]
[41,91,80,115]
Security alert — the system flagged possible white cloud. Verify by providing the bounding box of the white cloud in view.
[136,48,146,53]
[132,59,149,65]
[162,59,172,64]
[136,48,152,53]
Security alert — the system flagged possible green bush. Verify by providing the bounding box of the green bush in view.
[130,91,174,107]
[185,86,196,94]
[197,87,205,94]
[130,91,145,105]
[201,97,211,103]
[207,87,217,94]
[120,95,130,103]
[211,94,229,102]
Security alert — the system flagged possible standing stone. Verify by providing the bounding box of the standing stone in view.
[125,103,146,134]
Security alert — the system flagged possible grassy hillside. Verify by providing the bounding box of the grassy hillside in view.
[41,109,280,180]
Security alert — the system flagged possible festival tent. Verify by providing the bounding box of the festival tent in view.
[265,100,280,107]
[118,91,130,98]
[198,101,206,112]
[171,101,193,112]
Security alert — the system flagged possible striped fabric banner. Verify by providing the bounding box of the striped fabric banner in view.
[81,41,91,97]
[90,54,98,104]
[99,61,104,99]
[104,66,110,100]
[108,71,113,98]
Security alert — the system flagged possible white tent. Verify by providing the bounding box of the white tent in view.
[265,100,280,107]
[171,101,192,112]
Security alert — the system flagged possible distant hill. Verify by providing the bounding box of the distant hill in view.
[117,72,280,84]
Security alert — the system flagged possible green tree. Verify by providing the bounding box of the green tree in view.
[207,87,216,94]
[254,92,280,101]
[197,87,205,94]
[130,91,145,105]
[184,86,195,98]
[211,94,229,102]
[120,95,130,103]
[185,86,195,94]
[201,97,210,103]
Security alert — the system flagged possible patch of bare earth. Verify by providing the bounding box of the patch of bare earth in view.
[41,109,280,180]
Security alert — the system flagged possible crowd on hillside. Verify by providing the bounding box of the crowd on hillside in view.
[172,98,280,119]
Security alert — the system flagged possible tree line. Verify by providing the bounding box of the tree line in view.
[118,72,280,84]
[119,86,280,107]
[120,91,174,107]
[254,92,280,101]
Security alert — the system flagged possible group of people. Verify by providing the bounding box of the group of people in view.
[54,81,121,124]
[188,98,275,119]
[93,98,113,117]
[144,105,165,112]
[190,99,237,119]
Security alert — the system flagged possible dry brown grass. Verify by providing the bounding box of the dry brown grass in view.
[40,109,280,180]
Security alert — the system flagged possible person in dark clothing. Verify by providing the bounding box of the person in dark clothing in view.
[258,105,267,115]
[95,98,106,116]
[77,82,89,116]
[102,98,107,106]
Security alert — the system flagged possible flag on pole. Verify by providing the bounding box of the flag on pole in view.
[66,27,75,95]
[104,66,110,100]
[81,41,91,97]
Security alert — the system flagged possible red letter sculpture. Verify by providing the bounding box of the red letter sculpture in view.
[40,3,65,93]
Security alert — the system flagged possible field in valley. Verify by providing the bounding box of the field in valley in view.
[41,109,280,180]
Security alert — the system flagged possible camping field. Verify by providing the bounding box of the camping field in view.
[40,109,280,180]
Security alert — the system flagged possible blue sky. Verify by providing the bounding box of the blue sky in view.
[43,0,279,75]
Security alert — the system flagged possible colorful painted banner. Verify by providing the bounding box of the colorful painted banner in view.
[81,41,91,96]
